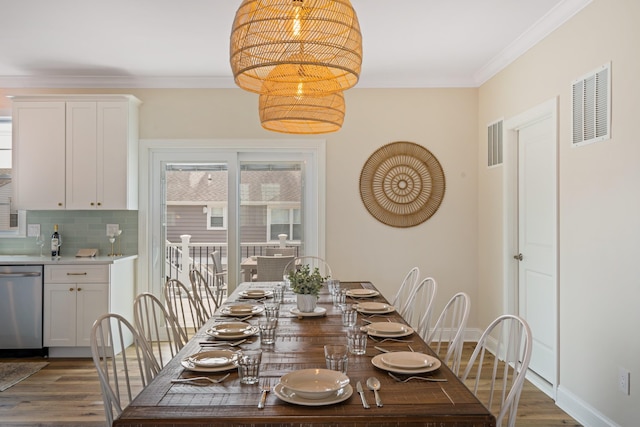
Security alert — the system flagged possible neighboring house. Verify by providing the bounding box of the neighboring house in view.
[166,167,301,245]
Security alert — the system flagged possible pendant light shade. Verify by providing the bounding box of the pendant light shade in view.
[230,0,362,95]
[259,91,345,134]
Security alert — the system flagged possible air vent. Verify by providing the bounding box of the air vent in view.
[572,63,611,147]
[488,120,503,167]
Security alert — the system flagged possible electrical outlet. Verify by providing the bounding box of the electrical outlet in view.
[27,224,41,237]
[618,367,631,395]
[106,224,119,237]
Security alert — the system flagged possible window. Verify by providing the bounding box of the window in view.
[268,207,301,241]
[207,205,227,230]
[0,117,25,237]
[261,183,280,201]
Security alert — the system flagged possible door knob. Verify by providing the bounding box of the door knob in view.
[513,253,523,261]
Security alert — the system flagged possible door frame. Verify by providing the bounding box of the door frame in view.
[137,138,326,297]
[503,97,559,398]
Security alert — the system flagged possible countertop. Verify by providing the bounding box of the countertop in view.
[0,255,138,265]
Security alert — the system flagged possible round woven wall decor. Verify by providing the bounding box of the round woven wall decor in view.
[359,141,445,228]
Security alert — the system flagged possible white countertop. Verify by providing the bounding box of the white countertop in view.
[0,254,138,265]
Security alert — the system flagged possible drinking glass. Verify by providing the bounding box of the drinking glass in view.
[237,349,262,384]
[327,279,341,296]
[341,303,357,327]
[263,301,280,319]
[272,283,285,303]
[324,344,349,374]
[346,325,367,355]
[333,289,347,307]
[259,318,278,345]
[35,234,45,257]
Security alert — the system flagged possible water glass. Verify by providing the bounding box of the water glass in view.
[259,318,278,345]
[324,344,349,374]
[333,289,347,307]
[341,303,357,327]
[272,284,285,303]
[327,279,341,296]
[263,301,280,319]
[237,349,262,384]
[346,325,367,355]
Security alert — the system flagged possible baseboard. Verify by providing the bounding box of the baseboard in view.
[556,385,621,427]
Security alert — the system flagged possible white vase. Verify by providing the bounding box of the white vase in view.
[296,294,317,313]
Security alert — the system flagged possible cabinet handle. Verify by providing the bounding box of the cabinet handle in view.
[67,272,88,276]
[77,287,82,291]
[97,202,102,206]
[58,202,63,206]
[90,202,95,206]
[69,288,74,292]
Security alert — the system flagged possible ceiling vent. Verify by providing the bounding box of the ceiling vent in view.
[571,62,611,147]
[488,120,503,167]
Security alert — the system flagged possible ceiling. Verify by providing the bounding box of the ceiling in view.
[0,0,590,89]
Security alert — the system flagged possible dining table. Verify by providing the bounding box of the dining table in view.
[113,281,496,427]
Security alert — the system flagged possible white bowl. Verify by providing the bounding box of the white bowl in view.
[279,368,350,399]
[210,322,252,336]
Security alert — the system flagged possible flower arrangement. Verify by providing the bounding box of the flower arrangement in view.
[288,264,328,297]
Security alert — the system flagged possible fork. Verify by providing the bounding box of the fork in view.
[387,372,447,383]
[258,382,271,409]
[369,336,413,343]
[171,373,231,385]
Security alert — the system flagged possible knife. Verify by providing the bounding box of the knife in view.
[356,381,370,409]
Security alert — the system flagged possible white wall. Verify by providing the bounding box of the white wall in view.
[477,0,640,425]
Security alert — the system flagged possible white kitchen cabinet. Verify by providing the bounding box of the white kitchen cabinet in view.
[43,258,135,357]
[11,95,141,210]
[11,101,66,209]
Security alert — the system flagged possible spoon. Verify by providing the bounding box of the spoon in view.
[366,377,383,407]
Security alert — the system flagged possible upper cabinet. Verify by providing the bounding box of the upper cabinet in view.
[11,95,141,210]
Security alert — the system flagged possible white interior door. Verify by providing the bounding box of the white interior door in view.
[516,114,557,385]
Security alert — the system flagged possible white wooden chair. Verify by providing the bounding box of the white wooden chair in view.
[460,315,533,427]
[426,292,470,376]
[133,292,185,367]
[189,268,223,319]
[256,255,295,281]
[390,267,420,318]
[403,276,437,339]
[164,278,206,342]
[90,313,160,427]
[285,256,333,280]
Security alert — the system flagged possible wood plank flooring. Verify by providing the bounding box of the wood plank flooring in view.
[0,343,582,427]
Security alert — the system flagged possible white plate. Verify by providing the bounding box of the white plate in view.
[274,383,353,406]
[185,350,239,367]
[181,350,239,372]
[220,304,265,317]
[371,353,441,374]
[290,307,327,317]
[355,302,395,314]
[345,289,379,298]
[380,351,436,369]
[366,322,412,335]
[206,325,259,339]
[209,321,252,336]
[239,289,273,299]
[280,368,350,399]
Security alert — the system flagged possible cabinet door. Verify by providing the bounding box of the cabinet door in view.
[75,282,108,347]
[98,101,132,209]
[66,102,98,209]
[43,283,77,347]
[12,101,66,209]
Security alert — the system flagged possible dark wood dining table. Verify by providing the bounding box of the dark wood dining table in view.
[114,281,495,427]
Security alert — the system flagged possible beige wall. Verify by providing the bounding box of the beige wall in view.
[0,86,480,328]
[478,0,640,425]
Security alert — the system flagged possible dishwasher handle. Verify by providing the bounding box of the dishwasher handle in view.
[0,272,42,277]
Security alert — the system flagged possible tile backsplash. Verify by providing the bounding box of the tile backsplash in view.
[0,210,138,256]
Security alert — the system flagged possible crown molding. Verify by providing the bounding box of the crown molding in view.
[0,75,236,89]
[473,0,593,86]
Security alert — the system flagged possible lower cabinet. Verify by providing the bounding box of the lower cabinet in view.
[43,259,135,357]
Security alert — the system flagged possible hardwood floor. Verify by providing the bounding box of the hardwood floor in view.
[0,343,582,426]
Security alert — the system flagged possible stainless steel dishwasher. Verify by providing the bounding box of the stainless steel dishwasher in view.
[0,265,44,353]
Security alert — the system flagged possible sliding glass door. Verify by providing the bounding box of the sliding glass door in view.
[142,140,324,297]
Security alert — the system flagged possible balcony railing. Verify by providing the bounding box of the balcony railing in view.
[165,235,300,287]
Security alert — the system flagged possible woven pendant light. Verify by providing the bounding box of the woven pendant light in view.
[230,0,362,95]
[259,91,345,134]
